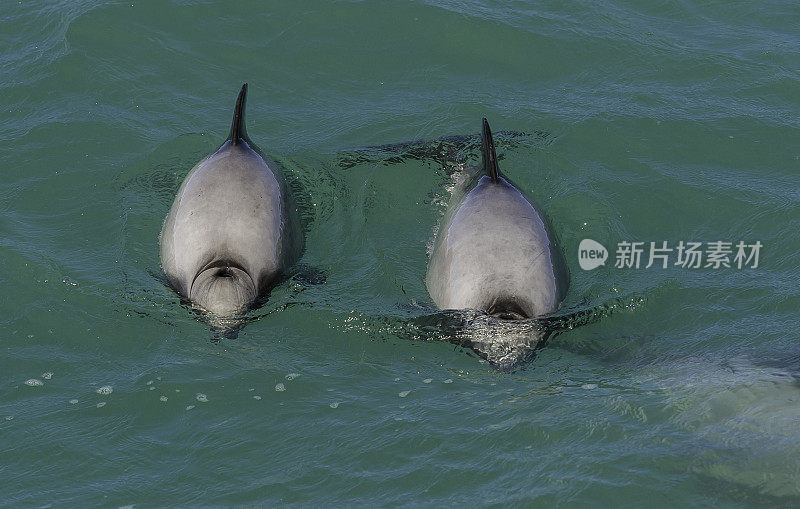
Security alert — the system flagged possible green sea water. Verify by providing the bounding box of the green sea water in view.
[2,1,799,506]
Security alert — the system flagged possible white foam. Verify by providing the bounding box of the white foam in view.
[423,378,432,384]
[96,402,106,408]
[25,379,43,386]
[581,384,598,390]
[69,399,78,405]
[185,405,195,411]
[96,386,113,395]
[330,402,339,408]
[253,395,262,400]
[399,390,410,398]
[444,379,453,384]
[159,396,168,402]
[285,373,299,381]
[41,372,53,380]
[196,393,208,403]
[275,383,285,392]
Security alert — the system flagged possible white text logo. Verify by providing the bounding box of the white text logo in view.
[578,239,608,270]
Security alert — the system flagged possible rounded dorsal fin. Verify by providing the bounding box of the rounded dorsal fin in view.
[481,117,500,182]
[228,83,248,145]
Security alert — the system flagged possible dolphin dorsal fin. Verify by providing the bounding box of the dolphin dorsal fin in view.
[481,118,500,182]
[228,83,249,146]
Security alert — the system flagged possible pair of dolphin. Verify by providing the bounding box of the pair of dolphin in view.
[160,84,567,328]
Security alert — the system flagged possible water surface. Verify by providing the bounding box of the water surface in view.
[2,1,799,506]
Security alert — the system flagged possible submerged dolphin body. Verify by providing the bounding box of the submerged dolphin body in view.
[160,84,300,316]
[425,119,568,366]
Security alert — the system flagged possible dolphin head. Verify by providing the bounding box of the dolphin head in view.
[189,262,257,316]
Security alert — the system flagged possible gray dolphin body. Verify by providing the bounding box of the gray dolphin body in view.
[426,119,568,321]
[160,84,300,316]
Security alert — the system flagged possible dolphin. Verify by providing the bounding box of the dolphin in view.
[159,83,300,316]
[426,118,568,322]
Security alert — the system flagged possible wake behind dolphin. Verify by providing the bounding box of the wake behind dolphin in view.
[160,84,301,317]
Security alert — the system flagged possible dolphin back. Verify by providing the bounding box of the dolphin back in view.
[160,84,296,316]
[426,119,567,319]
